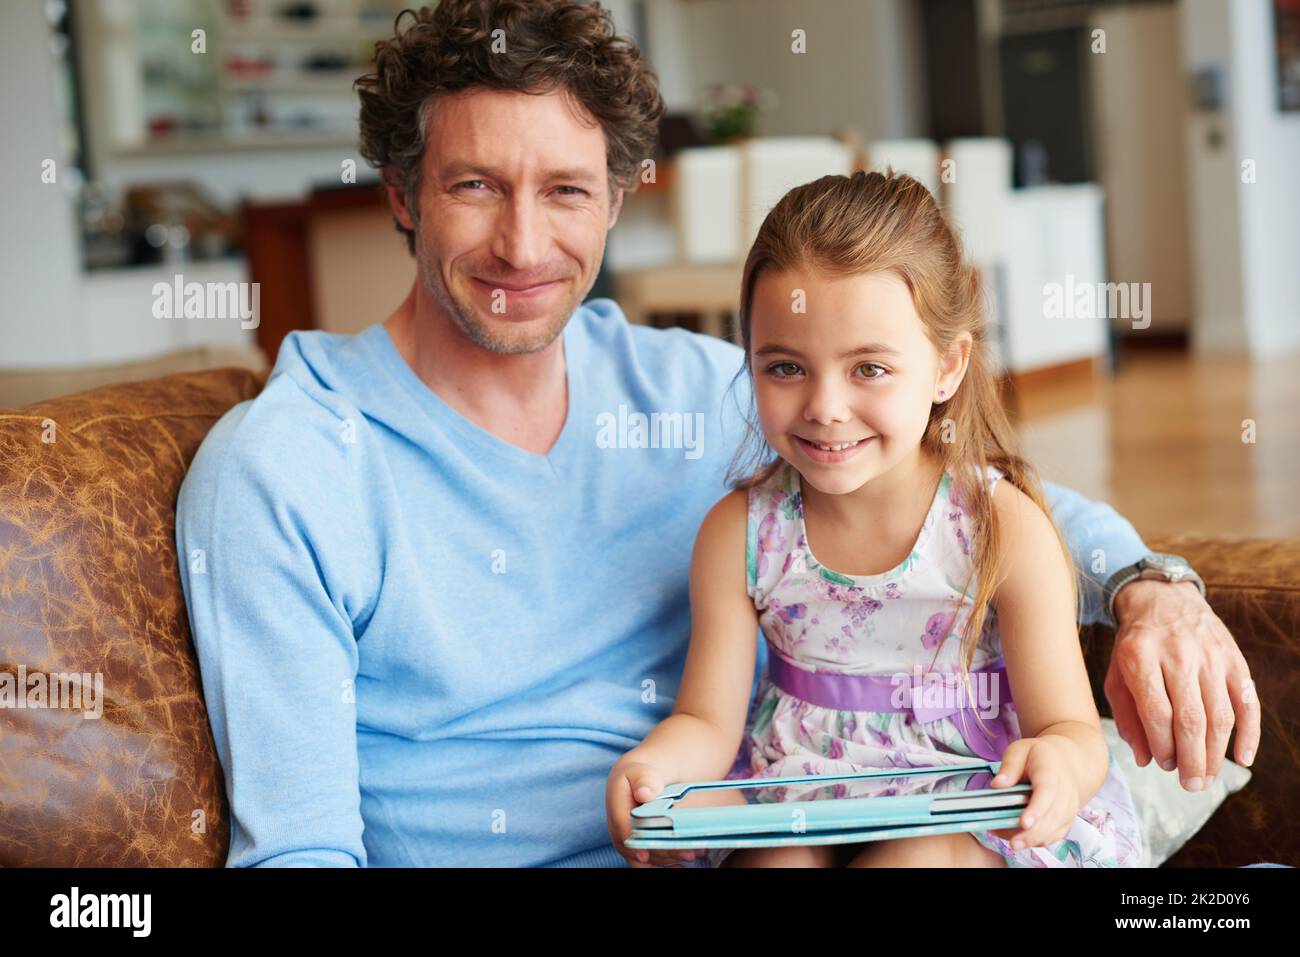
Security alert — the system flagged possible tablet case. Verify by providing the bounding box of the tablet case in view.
[625,759,1031,850]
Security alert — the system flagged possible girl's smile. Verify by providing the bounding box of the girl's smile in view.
[793,434,876,463]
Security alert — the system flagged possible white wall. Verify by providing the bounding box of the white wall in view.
[872,0,927,140]
[1181,0,1300,358]
[649,0,925,138]
[1228,0,1300,357]
[0,1,85,367]
[1089,3,1192,334]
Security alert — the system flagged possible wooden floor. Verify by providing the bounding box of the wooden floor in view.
[1013,349,1300,539]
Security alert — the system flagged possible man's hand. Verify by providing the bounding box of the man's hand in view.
[1105,579,1259,791]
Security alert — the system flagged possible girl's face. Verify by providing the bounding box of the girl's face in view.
[748,267,968,497]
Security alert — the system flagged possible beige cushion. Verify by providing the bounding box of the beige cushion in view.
[1101,718,1252,867]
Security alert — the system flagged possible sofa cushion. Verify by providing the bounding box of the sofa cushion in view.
[0,366,265,866]
[1100,717,1252,866]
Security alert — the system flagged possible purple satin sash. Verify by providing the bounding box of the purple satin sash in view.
[764,638,1014,762]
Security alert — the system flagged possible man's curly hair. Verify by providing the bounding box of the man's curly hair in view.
[356,1,665,254]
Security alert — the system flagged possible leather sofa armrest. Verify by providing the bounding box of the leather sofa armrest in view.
[1080,535,1300,867]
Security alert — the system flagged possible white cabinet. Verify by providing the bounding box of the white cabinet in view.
[999,184,1109,374]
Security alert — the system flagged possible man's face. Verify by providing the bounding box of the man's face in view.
[394,87,623,355]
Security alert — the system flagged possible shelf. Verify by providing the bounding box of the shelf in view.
[83,0,405,155]
[222,73,363,94]
[223,17,390,43]
[114,129,359,156]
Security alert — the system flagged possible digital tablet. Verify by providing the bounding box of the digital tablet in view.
[625,760,1031,850]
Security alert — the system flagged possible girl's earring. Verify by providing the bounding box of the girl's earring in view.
[937,389,946,400]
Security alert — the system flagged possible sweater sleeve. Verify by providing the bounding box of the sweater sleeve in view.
[1042,480,1150,629]
[175,389,368,867]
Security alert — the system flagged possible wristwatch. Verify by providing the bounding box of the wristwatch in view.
[1103,552,1206,624]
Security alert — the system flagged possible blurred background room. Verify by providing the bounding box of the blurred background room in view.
[1,0,1297,539]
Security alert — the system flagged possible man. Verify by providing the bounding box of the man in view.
[175,0,1258,867]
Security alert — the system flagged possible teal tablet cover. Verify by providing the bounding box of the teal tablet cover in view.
[625,760,1031,850]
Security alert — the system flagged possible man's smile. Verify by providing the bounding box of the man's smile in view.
[472,276,565,299]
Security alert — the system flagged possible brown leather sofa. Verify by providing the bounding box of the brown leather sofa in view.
[0,367,1295,867]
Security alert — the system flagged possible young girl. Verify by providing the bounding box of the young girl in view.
[606,170,1144,868]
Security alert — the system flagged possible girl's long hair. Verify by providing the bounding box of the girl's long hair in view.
[727,169,1080,711]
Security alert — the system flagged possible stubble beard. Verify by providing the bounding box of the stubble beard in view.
[415,236,575,356]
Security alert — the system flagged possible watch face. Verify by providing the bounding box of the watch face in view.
[1144,553,1189,574]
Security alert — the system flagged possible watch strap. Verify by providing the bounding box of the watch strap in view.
[1104,554,1206,625]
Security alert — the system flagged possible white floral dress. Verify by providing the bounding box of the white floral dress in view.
[709,460,1144,867]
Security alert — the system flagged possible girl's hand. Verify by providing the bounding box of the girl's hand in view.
[986,736,1084,852]
[605,758,705,868]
